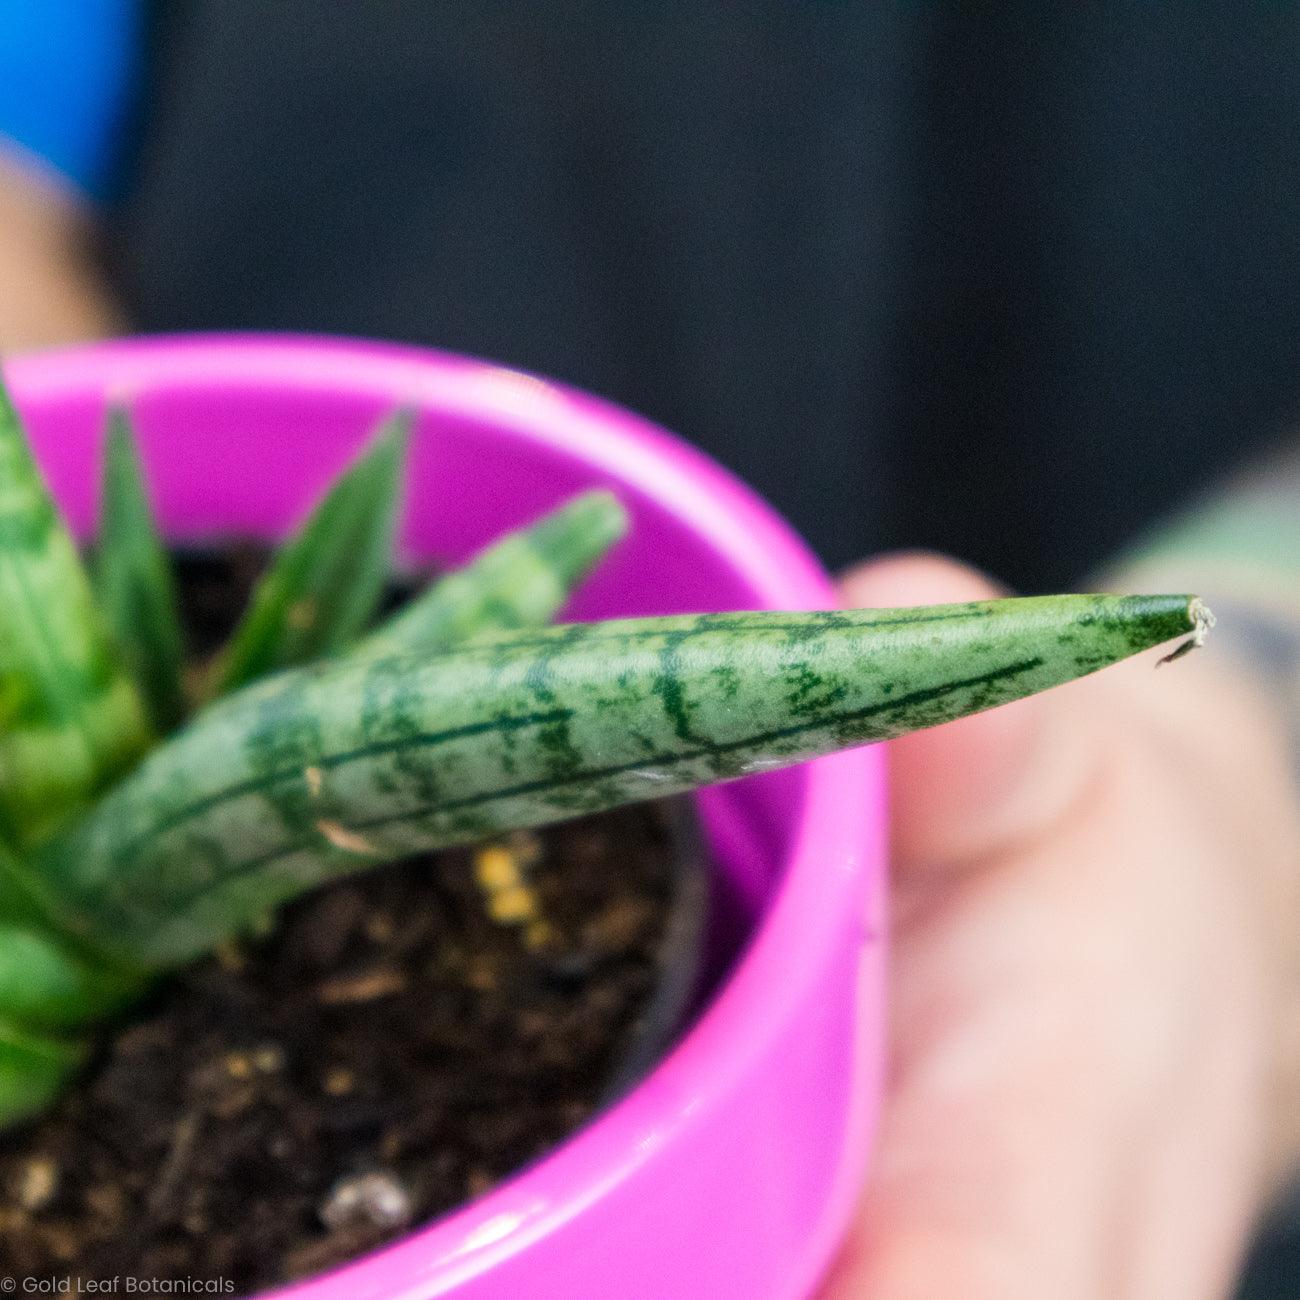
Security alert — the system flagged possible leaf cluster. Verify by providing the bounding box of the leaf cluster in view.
[0,374,626,1125]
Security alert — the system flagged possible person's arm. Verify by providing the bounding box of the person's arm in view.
[0,149,122,349]
[824,445,1300,1299]
[1100,440,1300,1196]
[0,0,143,349]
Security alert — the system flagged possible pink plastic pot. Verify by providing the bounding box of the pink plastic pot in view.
[7,335,887,1300]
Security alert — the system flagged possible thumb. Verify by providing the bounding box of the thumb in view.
[837,552,1105,877]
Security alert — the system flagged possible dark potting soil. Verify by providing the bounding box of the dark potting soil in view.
[0,550,696,1293]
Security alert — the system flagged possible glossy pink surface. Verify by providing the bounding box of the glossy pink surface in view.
[7,336,887,1300]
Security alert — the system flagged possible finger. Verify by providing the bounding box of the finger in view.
[825,553,1128,1299]
[818,739,1152,1300]
[838,552,1106,878]
[828,553,1271,1300]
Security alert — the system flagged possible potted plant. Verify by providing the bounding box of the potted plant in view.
[0,336,1206,1298]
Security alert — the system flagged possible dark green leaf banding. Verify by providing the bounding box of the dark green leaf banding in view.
[36,593,1201,969]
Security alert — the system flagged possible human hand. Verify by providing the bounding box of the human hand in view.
[820,553,1300,1300]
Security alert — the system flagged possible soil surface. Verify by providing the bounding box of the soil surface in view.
[0,551,692,1294]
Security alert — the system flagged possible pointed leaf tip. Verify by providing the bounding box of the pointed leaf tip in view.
[95,404,186,732]
[208,408,413,693]
[1156,595,1214,666]
[0,367,152,846]
[351,488,628,661]
[533,489,630,583]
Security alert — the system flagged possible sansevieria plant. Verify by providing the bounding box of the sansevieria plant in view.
[0,371,1212,1130]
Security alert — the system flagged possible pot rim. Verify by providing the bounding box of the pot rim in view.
[8,334,885,1299]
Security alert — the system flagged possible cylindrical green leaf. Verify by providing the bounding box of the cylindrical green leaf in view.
[36,594,1205,969]
[95,407,187,732]
[353,489,628,659]
[0,374,153,849]
[0,1017,87,1130]
[0,924,145,1029]
[206,410,411,695]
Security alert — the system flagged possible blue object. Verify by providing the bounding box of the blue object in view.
[0,0,143,199]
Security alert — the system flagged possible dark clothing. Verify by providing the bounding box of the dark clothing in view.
[111,3,1300,591]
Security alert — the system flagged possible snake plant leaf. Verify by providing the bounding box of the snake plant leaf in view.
[35,593,1206,970]
[0,373,152,850]
[207,409,412,696]
[0,849,146,1126]
[352,489,628,661]
[94,407,187,733]
[0,923,144,1031]
[0,1017,88,1129]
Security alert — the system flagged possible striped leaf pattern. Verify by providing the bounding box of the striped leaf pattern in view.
[0,376,151,851]
[36,595,1201,970]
